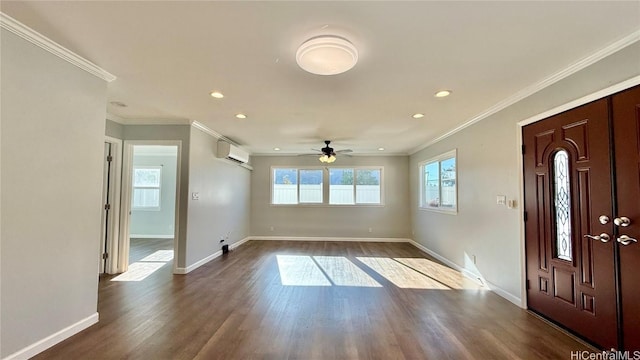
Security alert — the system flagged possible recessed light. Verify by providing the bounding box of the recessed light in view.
[210,91,224,99]
[435,90,452,98]
[235,113,247,119]
[378,147,385,151]
[110,101,127,107]
[274,147,281,151]
[412,113,424,119]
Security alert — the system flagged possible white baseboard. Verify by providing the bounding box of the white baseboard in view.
[484,280,524,308]
[249,236,411,243]
[129,234,174,239]
[174,237,250,274]
[4,313,99,360]
[231,236,251,249]
[407,239,523,308]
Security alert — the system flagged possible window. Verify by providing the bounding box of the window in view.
[272,168,299,204]
[356,169,381,204]
[420,150,457,213]
[329,168,354,204]
[271,167,383,205]
[299,169,323,203]
[132,166,162,210]
[328,168,382,205]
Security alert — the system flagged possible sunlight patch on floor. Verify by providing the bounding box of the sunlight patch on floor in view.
[140,250,174,262]
[393,258,485,290]
[314,256,382,287]
[276,255,331,286]
[111,262,166,282]
[356,257,451,289]
[112,250,173,282]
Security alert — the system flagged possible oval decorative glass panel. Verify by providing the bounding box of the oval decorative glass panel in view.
[553,150,572,261]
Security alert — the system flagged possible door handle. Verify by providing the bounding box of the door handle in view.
[617,235,638,246]
[584,233,611,243]
[614,217,631,227]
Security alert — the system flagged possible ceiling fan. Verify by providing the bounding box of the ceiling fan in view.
[311,140,353,163]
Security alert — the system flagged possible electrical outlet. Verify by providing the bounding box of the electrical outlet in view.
[192,192,200,200]
[270,226,274,231]
[496,195,506,205]
[368,227,373,233]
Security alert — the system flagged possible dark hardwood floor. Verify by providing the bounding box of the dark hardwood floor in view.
[35,241,591,359]
[129,238,174,263]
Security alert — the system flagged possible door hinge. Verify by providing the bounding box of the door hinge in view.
[524,211,528,222]
[107,155,113,162]
[104,203,111,210]
[521,145,526,155]
[526,279,530,290]
[102,253,109,260]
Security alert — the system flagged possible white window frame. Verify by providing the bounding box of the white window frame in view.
[329,167,384,206]
[132,165,162,211]
[419,149,457,214]
[270,166,384,206]
[271,167,324,205]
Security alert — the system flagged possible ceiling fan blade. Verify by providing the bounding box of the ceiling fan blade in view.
[335,149,353,153]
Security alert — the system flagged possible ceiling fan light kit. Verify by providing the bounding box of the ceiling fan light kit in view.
[296,35,358,75]
[319,154,337,163]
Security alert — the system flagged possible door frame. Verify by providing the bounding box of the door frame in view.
[515,75,640,309]
[102,136,123,274]
[119,140,182,274]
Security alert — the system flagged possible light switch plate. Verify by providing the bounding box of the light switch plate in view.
[496,195,507,205]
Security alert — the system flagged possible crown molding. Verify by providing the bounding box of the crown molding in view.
[190,121,252,154]
[410,28,640,155]
[251,152,408,157]
[114,117,191,126]
[106,112,127,124]
[0,12,116,82]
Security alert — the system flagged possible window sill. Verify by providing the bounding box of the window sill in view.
[419,206,457,215]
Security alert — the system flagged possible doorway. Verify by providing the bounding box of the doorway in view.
[522,85,640,350]
[99,136,122,275]
[118,141,181,277]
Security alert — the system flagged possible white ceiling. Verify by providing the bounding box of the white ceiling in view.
[2,1,639,155]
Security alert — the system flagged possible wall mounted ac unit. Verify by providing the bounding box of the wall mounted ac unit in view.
[217,141,249,164]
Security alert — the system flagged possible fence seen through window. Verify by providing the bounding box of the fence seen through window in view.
[272,167,382,205]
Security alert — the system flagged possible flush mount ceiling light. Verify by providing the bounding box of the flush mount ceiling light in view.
[296,35,358,75]
[435,90,452,98]
[235,113,247,119]
[210,91,224,99]
[412,113,425,119]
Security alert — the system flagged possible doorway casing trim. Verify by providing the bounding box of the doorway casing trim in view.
[120,140,182,274]
[103,136,123,274]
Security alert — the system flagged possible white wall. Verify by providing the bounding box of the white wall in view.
[0,29,108,357]
[130,151,178,238]
[185,127,251,267]
[409,42,640,304]
[251,155,410,239]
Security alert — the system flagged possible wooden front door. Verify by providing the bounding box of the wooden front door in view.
[523,98,618,349]
[524,85,640,351]
[612,86,640,351]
